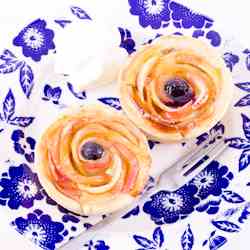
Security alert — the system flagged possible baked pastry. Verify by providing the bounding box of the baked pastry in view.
[36,104,151,215]
[119,35,233,141]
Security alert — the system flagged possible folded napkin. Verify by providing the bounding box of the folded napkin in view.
[54,20,127,90]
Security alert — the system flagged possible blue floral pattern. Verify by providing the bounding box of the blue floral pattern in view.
[54,19,72,28]
[181,224,194,250]
[196,199,221,215]
[192,30,222,47]
[128,0,171,29]
[133,227,164,249]
[196,122,224,146]
[143,185,199,224]
[238,202,250,223]
[84,240,110,250]
[70,6,92,20]
[235,82,250,107]
[129,0,214,30]
[67,82,86,100]
[11,130,36,163]
[42,84,62,105]
[19,63,34,98]
[211,220,240,233]
[0,49,23,74]
[0,1,249,250]
[0,49,34,98]
[226,113,250,171]
[0,164,43,209]
[192,30,221,47]
[203,231,227,250]
[98,97,122,110]
[190,161,233,199]
[242,49,250,71]
[13,19,55,62]
[122,205,140,219]
[13,210,65,250]
[0,89,34,132]
[118,27,136,54]
[169,1,213,29]
[144,161,233,224]
[205,30,221,47]
[223,52,240,72]
[221,190,244,204]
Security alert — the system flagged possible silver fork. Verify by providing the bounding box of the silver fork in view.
[60,136,229,250]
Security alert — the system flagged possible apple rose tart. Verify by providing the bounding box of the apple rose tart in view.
[36,104,151,215]
[119,35,233,141]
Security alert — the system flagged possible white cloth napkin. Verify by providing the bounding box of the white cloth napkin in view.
[54,20,127,90]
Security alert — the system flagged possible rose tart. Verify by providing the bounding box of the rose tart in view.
[119,35,233,141]
[35,104,151,215]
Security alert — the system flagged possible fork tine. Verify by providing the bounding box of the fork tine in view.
[181,138,225,170]
[165,140,229,191]
[182,139,226,176]
[157,137,224,184]
[160,139,213,178]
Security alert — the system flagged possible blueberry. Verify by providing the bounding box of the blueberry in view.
[164,78,193,106]
[80,142,104,160]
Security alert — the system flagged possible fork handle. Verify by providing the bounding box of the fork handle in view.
[171,141,229,190]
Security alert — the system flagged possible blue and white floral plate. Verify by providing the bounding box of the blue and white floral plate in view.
[0,1,250,250]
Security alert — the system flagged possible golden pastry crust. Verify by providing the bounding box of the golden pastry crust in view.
[35,104,151,215]
[119,35,233,142]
